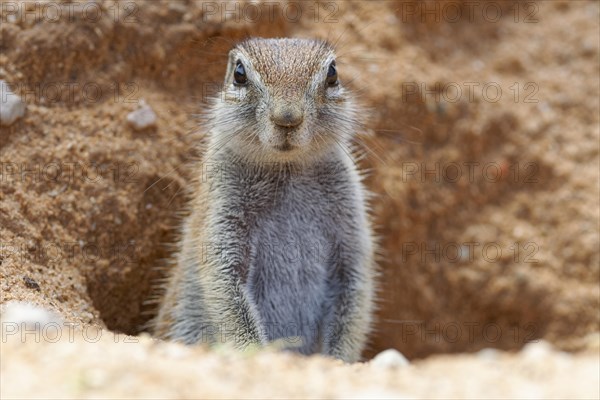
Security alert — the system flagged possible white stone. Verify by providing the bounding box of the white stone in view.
[127,101,157,130]
[477,347,500,360]
[0,301,62,331]
[371,348,410,369]
[0,80,26,126]
[522,340,553,361]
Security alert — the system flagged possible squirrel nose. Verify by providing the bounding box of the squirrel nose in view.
[270,104,304,128]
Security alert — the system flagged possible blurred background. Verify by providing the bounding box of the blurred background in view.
[1,0,598,363]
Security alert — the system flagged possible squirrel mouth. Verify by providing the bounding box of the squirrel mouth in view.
[273,142,295,152]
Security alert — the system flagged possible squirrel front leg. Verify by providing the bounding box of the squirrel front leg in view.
[322,242,375,363]
[166,208,267,350]
[199,221,267,349]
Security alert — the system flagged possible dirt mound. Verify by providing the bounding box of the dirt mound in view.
[2,324,598,399]
[1,0,598,365]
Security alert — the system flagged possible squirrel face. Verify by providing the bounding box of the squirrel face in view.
[212,38,358,163]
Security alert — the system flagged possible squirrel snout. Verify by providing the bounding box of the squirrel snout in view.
[270,104,304,128]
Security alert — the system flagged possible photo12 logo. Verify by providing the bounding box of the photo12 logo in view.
[1,322,139,344]
[399,162,539,184]
[401,82,539,104]
[1,240,139,266]
[396,320,539,345]
[1,81,139,105]
[401,241,540,264]
[397,1,539,24]
[1,1,139,24]
[201,1,339,23]
[0,161,139,185]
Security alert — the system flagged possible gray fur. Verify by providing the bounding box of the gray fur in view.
[154,38,375,362]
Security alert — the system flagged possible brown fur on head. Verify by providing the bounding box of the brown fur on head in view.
[208,37,360,164]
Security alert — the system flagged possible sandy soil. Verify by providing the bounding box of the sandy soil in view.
[1,323,599,399]
[1,0,599,398]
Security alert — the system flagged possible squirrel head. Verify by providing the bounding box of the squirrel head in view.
[209,37,359,164]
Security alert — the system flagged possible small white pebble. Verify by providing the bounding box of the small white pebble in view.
[1,301,62,330]
[477,347,500,361]
[127,101,157,130]
[0,80,26,126]
[371,348,410,369]
[522,340,553,361]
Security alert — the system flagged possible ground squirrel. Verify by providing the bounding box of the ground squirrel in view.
[153,38,376,362]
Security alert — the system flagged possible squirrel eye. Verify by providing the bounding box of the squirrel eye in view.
[234,60,247,85]
[326,61,338,86]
